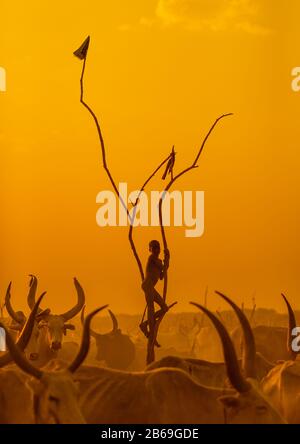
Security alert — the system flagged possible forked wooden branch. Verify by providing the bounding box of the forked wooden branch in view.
[147,302,178,364]
[77,43,232,366]
[79,55,144,280]
[249,297,257,325]
[128,153,172,282]
[78,53,176,366]
[158,114,233,302]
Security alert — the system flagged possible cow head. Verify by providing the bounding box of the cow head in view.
[3,279,51,361]
[80,307,135,369]
[0,305,108,424]
[218,381,286,424]
[191,300,286,424]
[81,307,119,362]
[37,315,76,352]
[27,276,84,355]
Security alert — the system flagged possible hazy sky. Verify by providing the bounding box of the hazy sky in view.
[1,1,300,316]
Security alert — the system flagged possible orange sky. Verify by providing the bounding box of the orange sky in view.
[0,1,300,316]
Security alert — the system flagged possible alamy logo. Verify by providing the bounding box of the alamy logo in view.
[0,327,6,352]
[292,327,300,352]
[96,183,204,238]
[291,67,300,92]
[0,67,6,92]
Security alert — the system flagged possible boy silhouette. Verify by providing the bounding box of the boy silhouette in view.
[140,240,169,346]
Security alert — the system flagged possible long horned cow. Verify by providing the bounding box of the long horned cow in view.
[231,296,294,364]
[0,293,46,368]
[5,278,52,334]
[261,294,300,423]
[147,291,274,387]
[147,292,296,387]
[25,275,85,366]
[0,299,286,424]
[74,304,285,424]
[0,305,108,424]
[81,307,135,370]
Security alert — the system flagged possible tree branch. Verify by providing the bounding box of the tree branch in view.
[79,55,144,281]
[77,46,232,366]
[128,153,172,282]
[158,113,233,302]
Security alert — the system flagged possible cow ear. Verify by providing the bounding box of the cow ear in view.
[64,324,75,331]
[63,324,75,335]
[36,309,51,322]
[218,395,241,410]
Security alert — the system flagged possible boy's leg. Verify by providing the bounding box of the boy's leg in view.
[140,286,160,345]
[144,287,163,347]
[140,281,151,336]
[153,289,168,319]
[147,294,155,334]
[139,319,148,336]
[147,295,161,347]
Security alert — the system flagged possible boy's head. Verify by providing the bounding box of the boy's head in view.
[149,240,160,256]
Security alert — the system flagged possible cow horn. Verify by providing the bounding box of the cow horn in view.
[108,310,118,332]
[0,293,46,370]
[80,306,100,338]
[68,305,109,373]
[190,302,251,393]
[215,291,257,379]
[60,278,85,321]
[5,282,25,325]
[0,323,43,379]
[281,293,297,360]
[27,274,43,314]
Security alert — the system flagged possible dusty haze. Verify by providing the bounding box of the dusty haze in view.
[0,0,299,315]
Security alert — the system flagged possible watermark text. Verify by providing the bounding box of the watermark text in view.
[0,327,6,351]
[291,67,300,92]
[96,183,204,238]
[0,67,6,92]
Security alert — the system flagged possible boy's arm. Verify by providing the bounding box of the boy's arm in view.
[160,249,170,279]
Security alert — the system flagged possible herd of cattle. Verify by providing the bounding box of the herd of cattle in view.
[0,276,299,424]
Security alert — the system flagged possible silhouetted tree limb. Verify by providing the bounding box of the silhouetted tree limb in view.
[128,153,172,282]
[147,302,178,364]
[158,113,233,302]
[78,55,144,280]
[77,49,177,366]
[133,154,172,208]
[128,154,175,364]
[250,296,257,325]
[76,40,232,366]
